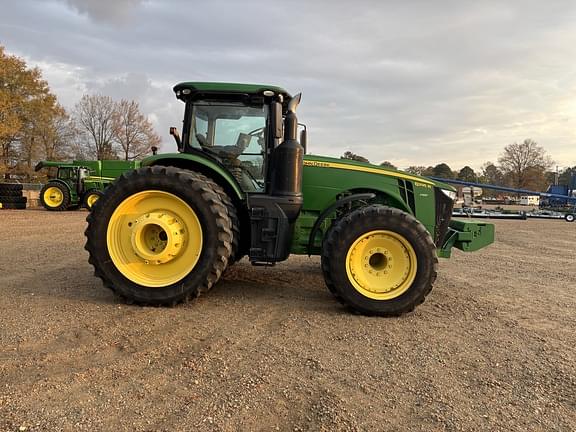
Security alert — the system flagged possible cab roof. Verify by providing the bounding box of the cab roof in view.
[173,82,291,99]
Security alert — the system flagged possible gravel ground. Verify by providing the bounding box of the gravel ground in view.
[0,209,575,431]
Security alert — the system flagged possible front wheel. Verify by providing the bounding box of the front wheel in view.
[566,213,575,222]
[321,205,438,316]
[83,189,104,210]
[85,166,233,305]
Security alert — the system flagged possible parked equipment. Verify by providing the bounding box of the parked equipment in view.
[85,82,495,316]
[429,177,576,223]
[0,183,27,210]
[35,160,139,211]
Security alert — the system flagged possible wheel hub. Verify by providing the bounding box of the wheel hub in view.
[44,187,63,207]
[106,190,203,288]
[87,194,99,208]
[129,212,187,265]
[346,230,417,300]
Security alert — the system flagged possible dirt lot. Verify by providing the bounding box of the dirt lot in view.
[1,210,575,432]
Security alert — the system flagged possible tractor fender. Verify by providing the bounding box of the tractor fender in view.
[307,192,376,255]
[141,152,245,202]
[44,178,72,191]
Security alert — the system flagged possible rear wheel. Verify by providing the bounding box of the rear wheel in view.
[40,182,70,211]
[85,166,233,305]
[321,205,437,316]
[83,189,104,210]
[566,214,575,222]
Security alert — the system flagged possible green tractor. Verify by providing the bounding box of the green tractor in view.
[85,82,494,316]
[36,160,139,211]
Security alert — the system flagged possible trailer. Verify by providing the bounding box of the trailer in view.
[429,177,576,223]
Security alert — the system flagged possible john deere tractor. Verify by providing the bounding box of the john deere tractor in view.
[85,82,494,316]
[36,160,139,211]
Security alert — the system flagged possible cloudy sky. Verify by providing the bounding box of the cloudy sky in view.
[2,0,575,170]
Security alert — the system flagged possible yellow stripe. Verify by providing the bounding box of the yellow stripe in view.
[86,176,115,181]
[303,160,435,186]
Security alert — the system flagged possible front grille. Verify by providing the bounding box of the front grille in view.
[434,188,454,245]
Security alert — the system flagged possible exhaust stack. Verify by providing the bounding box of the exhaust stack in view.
[269,93,304,220]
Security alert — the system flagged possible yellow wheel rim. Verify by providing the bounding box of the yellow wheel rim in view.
[346,230,417,300]
[86,193,100,209]
[106,190,203,287]
[44,186,64,207]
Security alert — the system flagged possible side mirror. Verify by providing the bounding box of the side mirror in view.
[169,127,182,150]
[271,102,283,139]
[300,129,307,154]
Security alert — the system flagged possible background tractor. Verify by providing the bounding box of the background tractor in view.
[36,160,139,211]
[85,82,494,316]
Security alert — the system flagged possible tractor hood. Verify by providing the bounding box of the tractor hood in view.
[302,155,456,192]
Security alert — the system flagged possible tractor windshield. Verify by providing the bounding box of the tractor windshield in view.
[58,167,76,181]
[189,102,267,192]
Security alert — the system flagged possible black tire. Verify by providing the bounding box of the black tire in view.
[85,166,233,306]
[0,189,24,197]
[213,185,242,263]
[83,189,105,210]
[0,183,23,194]
[0,196,27,204]
[321,205,438,316]
[566,214,575,222]
[39,182,70,211]
[0,202,26,210]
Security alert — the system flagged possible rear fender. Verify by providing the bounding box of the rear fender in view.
[142,153,245,202]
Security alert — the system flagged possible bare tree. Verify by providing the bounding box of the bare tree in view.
[73,94,117,159]
[498,139,553,190]
[405,166,430,176]
[112,100,161,160]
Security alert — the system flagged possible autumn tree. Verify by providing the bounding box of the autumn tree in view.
[341,151,369,163]
[73,94,117,159]
[497,139,553,190]
[0,46,63,177]
[457,166,477,182]
[112,99,161,160]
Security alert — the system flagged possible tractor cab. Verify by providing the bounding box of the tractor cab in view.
[170,82,305,263]
[57,166,90,194]
[171,82,304,194]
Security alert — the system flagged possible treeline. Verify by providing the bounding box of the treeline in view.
[0,46,160,180]
[342,140,574,194]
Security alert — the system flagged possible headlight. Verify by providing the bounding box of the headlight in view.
[441,189,457,200]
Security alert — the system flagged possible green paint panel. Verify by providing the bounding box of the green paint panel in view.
[289,155,450,254]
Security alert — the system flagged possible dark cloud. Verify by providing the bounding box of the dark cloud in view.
[2,0,575,168]
[64,0,144,23]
